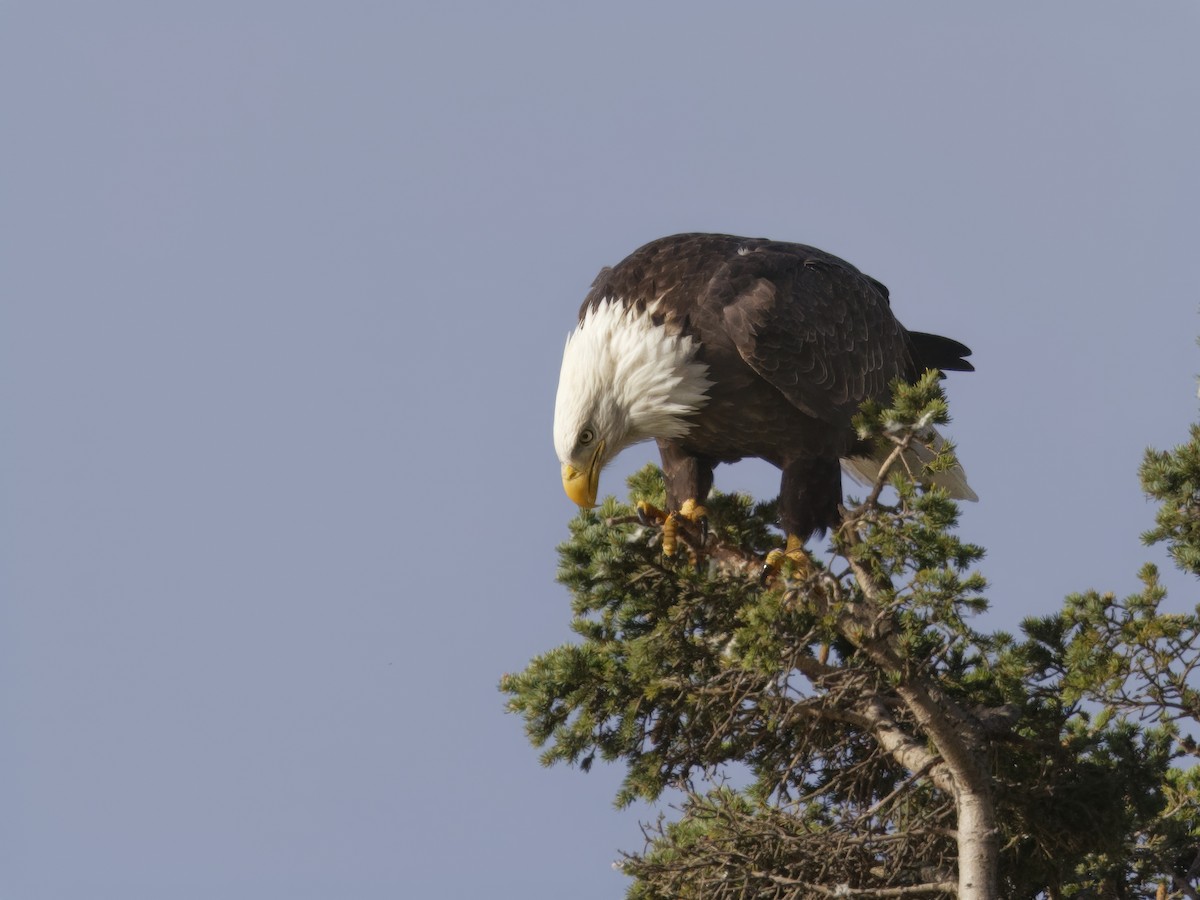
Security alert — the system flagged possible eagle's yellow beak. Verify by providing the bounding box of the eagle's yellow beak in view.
[561,440,605,508]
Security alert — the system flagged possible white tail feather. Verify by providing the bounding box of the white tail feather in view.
[840,429,978,501]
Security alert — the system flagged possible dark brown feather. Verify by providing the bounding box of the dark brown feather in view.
[580,233,972,539]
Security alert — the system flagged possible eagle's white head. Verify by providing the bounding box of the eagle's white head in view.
[553,299,712,508]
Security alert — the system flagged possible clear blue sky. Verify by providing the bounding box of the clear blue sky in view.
[2,3,1197,898]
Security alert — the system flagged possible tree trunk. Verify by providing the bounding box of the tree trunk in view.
[890,682,999,899]
[845,554,1001,899]
[955,780,999,900]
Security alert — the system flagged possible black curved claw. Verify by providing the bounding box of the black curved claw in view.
[759,548,784,585]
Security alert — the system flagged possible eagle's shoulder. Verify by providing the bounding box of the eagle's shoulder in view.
[578,234,762,323]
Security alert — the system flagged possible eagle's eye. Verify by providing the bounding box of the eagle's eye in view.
[579,428,595,446]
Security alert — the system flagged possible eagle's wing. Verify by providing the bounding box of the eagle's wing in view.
[717,247,912,424]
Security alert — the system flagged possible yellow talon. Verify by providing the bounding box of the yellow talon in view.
[662,512,680,557]
[636,500,668,525]
[761,534,813,581]
[638,499,707,559]
[679,499,709,545]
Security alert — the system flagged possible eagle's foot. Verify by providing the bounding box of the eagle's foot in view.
[663,500,708,557]
[637,499,708,559]
[761,534,812,583]
[678,499,709,546]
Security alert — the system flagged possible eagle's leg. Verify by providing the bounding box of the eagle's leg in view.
[654,441,714,558]
[761,456,841,582]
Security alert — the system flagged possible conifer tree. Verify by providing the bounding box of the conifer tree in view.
[502,373,1200,899]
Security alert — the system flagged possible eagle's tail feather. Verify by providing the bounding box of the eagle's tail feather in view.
[841,429,978,501]
[909,331,974,373]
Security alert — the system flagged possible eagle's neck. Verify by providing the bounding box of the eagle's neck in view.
[555,298,712,452]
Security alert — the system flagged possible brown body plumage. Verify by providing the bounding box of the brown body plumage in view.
[555,233,973,541]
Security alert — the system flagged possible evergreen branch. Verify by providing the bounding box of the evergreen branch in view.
[506,371,1200,899]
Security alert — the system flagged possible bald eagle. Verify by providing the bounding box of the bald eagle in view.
[553,233,974,559]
